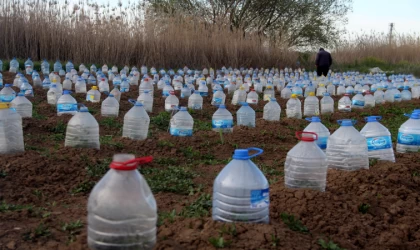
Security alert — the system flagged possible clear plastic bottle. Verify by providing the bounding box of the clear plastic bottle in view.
[246,90,259,104]
[384,88,394,103]
[351,91,365,109]
[137,90,153,113]
[263,85,275,101]
[212,147,269,223]
[101,94,119,117]
[162,82,174,97]
[10,93,32,118]
[47,84,60,105]
[303,117,330,151]
[188,90,203,110]
[0,104,24,154]
[198,81,209,97]
[401,86,412,101]
[63,77,72,90]
[9,58,18,73]
[123,101,150,140]
[374,88,385,104]
[120,78,130,93]
[33,75,42,88]
[165,91,179,112]
[181,85,192,99]
[393,87,402,102]
[212,105,233,133]
[57,90,78,116]
[326,119,369,170]
[24,58,33,75]
[65,60,74,73]
[303,92,319,117]
[320,92,334,114]
[75,77,87,93]
[110,86,121,102]
[396,112,420,153]
[170,107,194,136]
[337,84,346,95]
[281,86,292,99]
[364,91,375,108]
[360,116,395,162]
[212,89,226,106]
[338,94,351,112]
[326,84,336,96]
[304,83,315,97]
[42,76,51,89]
[237,102,256,127]
[263,98,281,121]
[90,64,97,73]
[65,106,99,149]
[231,86,247,105]
[87,154,156,250]
[316,84,327,97]
[86,86,101,103]
[54,60,62,73]
[285,131,327,191]
[286,94,302,119]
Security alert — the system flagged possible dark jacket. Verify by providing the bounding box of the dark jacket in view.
[316,50,332,67]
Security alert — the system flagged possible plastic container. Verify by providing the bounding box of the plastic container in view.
[165,91,179,112]
[87,155,156,250]
[212,148,269,223]
[0,104,24,154]
[65,106,100,149]
[63,77,72,90]
[396,113,420,153]
[303,117,330,151]
[374,89,385,104]
[246,90,258,104]
[110,86,121,102]
[231,86,247,105]
[123,101,150,140]
[47,84,60,105]
[75,77,87,93]
[351,92,365,109]
[57,90,78,116]
[237,102,256,127]
[263,85,275,101]
[170,107,194,136]
[326,119,369,170]
[364,91,375,108]
[338,94,351,112]
[212,90,226,106]
[188,90,203,110]
[320,92,334,114]
[303,92,319,117]
[285,132,327,191]
[86,86,101,103]
[212,105,233,133]
[360,116,395,162]
[101,94,119,117]
[10,93,32,118]
[286,94,302,119]
[263,98,281,121]
[137,90,153,113]
[401,86,412,101]
[0,84,16,103]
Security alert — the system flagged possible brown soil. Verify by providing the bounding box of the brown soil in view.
[1,71,420,250]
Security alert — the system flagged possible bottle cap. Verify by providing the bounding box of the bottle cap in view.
[337,119,356,126]
[291,94,297,98]
[218,104,226,109]
[92,86,98,90]
[110,154,153,171]
[180,107,187,111]
[305,116,320,122]
[365,116,382,122]
[309,92,315,96]
[232,147,263,160]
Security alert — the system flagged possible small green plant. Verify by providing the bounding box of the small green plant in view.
[150,112,171,130]
[280,213,309,233]
[62,220,83,232]
[140,166,195,194]
[22,223,51,241]
[180,146,200,159]
[194,119,212,131]
[413,171,420,177]
[99,117,122,129]
[218,129,224,144]
[271,234,280,246]
[318,238,346,250]
[209,236,230,248]
[0,201,33,212]
[157,140,175,147]
[32,189,43,200]
[358,203,370,214]
[100,135,124,149]
[50,121,67,134]
[180,193,212,218]
[157,209,177,226]
[369,158,378,167]
[0,170,7,178]
[155,157,179,166]
[219,224,237,237]
[86,158,112,177]
[71,181,96,194]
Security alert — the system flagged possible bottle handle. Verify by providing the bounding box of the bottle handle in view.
[364,116,382,122]
[110,156,153,171]
[404,113,412,117]
[305,117,313,122]
[247,147,263,159]
[128,99,136,105]
[295,131,318,140]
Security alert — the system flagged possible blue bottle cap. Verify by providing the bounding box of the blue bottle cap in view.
[219,104,226,109]
[17,93,24,96]
[5,84,11,87]
[135,102,144,107]
[323,92,330,96]
[63,90,71,94]
[365,116,382,122]
[180,107,187,111]
[305,116,320,122]
[109,94,114,97]
[232,147,263,160]
[410,113,420,119]
[338,119,356,126]
[80,107,89,112]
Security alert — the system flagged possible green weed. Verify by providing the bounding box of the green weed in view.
[32,190,43,200]
[194,119,212,131]
[100,135,124,149]
[369,158,378,167]
[71,181,96,194]
[180,193,212,218]
[86,158,112,177]
[218,224,237,237]
[50,121,67,134]
[157,209,177,226]
[99,117,122,129]
[22,223,51,241]
[0,201,33,212]
[140,166,195,194]
[280,213,309,233]
[209,236,230,248]
[358,203,370,214]
[271,234,280,246]
[155,157,179,166]
[318,238,346,250]
[150,112,170,130]
[180,146,200,159]
[157,140,174,147]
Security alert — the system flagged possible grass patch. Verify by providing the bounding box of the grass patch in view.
[0,201,33,212]
[85,157,112,178]
[318,238,346,250]
[62,219,83,244]
[150,112,170,130]
[209,236,230,248]
[157,209,177,226]
[180,193,212,218]
[100,135,124,149]
[71,181,96,194]
[180,146,200,159]
[99,117,122,129]
[22,223,51,241]
[155,157,179,166]
[140,166,195,194]
[280,212,309,233]
[194,119,212,131]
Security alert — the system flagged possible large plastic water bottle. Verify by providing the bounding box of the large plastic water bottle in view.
[374,88,385,104]
[392,87,402,102]
[237,102,256,127]
[401,86,412,101]
[231,86,247,105]
[0,84,16,103]
[337,84,346,95]
[24,58,33,75]
[123,101,150,140]
[57,90,78,116]
[65,106,99,149]
[320,92,334,114]
[65,60,74,73]
[110,86,121,102]
[396,112,420,153]
[326,84,336,96]
[188,90,203,110]
[212,89,226,106]
[303,92,319,116]
[165,91,179,112]
[162,82,174,97]
[170,107,194,136]
[304,83,315,97]
[303,117,330,151]
[120,78,130,93]
[384,88,394,103]
[63,77,72,90]
[47,84,61,105]
[75,77,87,94]
[102,64,109,74]
[101,94,119,117]
[33,75,42,88]
[263,98,281,121]
[137,90,153,113]
[338,94,351,112]
[86,86,101,103]
[285,132,327,191]
[326,119,369,170]
[316,84,327,97]
[54,60,62,73]
[0,104,24,154]
[42,76,51,89]
[263,85,275,101]
[212,147,269,223]
[246,90,259,104]
[198,81,209,97]
[360,116,395,162]
[0,59,3,72]
[281,85,292,99]
[352,91,365,109]
[10,93,32,118]
[9,58,18,73]
[212,105,233,133]
[364,91,375,107]
[87,154,156,250]
[286,94,302,119]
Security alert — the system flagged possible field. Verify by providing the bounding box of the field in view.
[1,71,420,250]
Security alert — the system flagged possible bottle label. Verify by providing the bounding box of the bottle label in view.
[162,90,170,97]
[317,136,328,149]
[352,100,365,106]
[165,103,177,110]
[199,91,208,97]
[87,95,95,101]
[57,103,78,112]
[250,188,269,209]
[397,132,420,145]
[394,94,401,99]
[346,90,354,94]
[212,119,233,128]
[170,128,193,136]
[366,136,392,151]
[120,87,128,92]
[0,95,15,102]
[247,98,258,103]
[190,104,202,110]
[263,94,272,101]
[212,97,223,105]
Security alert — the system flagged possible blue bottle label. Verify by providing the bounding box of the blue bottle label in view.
[191,104,202,110]
[366,136,392,151]
[352,100,365,106]
[212,97,223,105]
[57,103,78,112]
[0,95,15,102]
[250,188,269,209]
[212,119,233,128]
[317,136,328,149]
[170,128,193,137]
[120,87,128,92]
[394,94,401,99]
[346,89,354,94]
[397,132,420,145]
[162,90,170,97]
[199,91,208,97]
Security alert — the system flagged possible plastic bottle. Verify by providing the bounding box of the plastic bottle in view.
[165,91,179,112]
[326,84,336,96]
[246,90,259,104]
[303,92,319,117]
[19,79,34,97]
[263,98,281,121]
[281,86,292,99]
[237,102,256,127]
[286,94,302,119]
[120,78,130,93]
[231,86,247,105]
[212,89,226,106]
[33,75,42,88]
[304,83,315,97]
[338,94,351,112]
[24,58,33,75]
[320,92,334,114]
[57,90,78,116]
[360,116,395,162]
[393,87,402,102]
[384,88,394,103]
[87,154,156,250]
[181,85,191,99]
[285,131,327,191]
[110,86,121,102]
[198,81,209,97]
[212,147,269,223]
[90,64,97,73]
[123,101,150,140]
[396,112,420,153]
[303,117,330,151]
[10,93,32,118]
[316,84,327,97]
[62,77,72,90]
[75,77,87,94]
[0,84,15,103]
[162,82,174,97]
[0,103,24,154]
[9,58,18,73]
[86,86,101,103]
[262,85,274,101]
[326,119,369,170]
[65,106,99,149]
[364,91,375,108]
[0,60,3,72]
[170,107,194,136]
[212,105,233,133]
[351,91,365,109]
[53,60,62,73]
[47,84,60,105]
[188,90,203,110]
[401,86,412,101]
[374,88,385,104]
[137,90,153,113]
[101,94,119,117]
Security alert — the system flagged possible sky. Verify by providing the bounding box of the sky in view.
[76,0,420,35]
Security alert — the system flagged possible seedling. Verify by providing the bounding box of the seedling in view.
[318,238,346,250]
[271,234,280,246]
[209,236,230,248]
[358,203,370,214]
[180,193,212,218]
[280,213,309,233]
[140,166,195,194]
